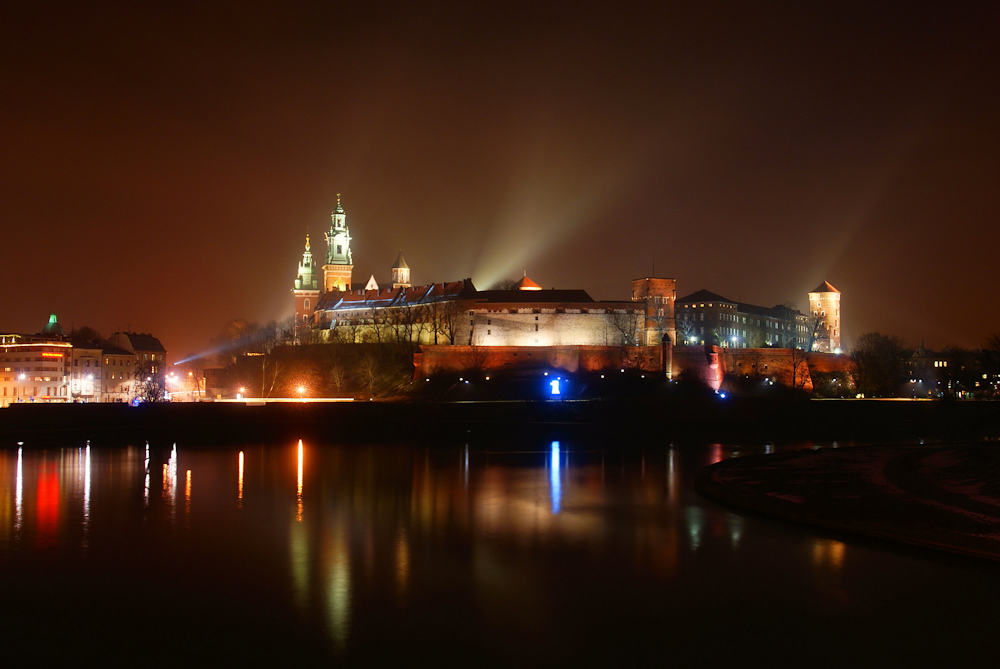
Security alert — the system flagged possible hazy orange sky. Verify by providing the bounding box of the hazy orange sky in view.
[3,2,998,359]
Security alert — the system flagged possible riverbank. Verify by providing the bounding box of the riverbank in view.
[697,442,1000,562]
[2,397,999,447]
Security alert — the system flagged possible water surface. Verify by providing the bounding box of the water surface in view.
[1,439,998,664]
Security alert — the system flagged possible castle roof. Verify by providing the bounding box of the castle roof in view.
[315,279,479,312]
[676,290,736,305]
[810,280,840,294]
[477,289,595,303]
[513,275,542,290]
[392,251,409,270]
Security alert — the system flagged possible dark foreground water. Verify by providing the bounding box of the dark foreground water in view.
[2,438,999,665]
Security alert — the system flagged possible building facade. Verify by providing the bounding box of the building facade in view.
[676,289,811,349]
[0,337,72,407]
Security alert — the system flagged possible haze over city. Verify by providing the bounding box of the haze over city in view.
[3,2,998,359]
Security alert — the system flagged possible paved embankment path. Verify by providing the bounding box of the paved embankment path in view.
[697,443,1000,562]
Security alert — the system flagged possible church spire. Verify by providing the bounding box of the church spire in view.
[293,234,318,291]
[323,193,354,292]
[292,232,321,340]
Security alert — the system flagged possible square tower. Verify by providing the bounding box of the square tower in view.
[632,277,677,346]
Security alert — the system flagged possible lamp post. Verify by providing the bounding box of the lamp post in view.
[16,373,26,403]
[297,386,305,402]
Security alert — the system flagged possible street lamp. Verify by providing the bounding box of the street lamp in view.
[16,373,25,403]
[297,385,306,401]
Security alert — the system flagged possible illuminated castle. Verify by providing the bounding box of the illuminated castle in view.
[291,195,653,347]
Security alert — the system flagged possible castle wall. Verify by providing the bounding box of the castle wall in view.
[415,344,851,394]
[469,308,642,347]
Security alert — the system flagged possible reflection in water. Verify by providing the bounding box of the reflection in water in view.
[297,440,304,523]
[185,469,192,521]
[729,514,744,551]
[686,506,703,552]
[395,527,409,606]
[15,446,23,535]
[238,450,244,506]
[290,518,308,611]
[325,519,351,650]
[82,444,91,548]
[550,441,561,514]
[36,461,59,548]
[813,538,846,571]
[1,439,905,662]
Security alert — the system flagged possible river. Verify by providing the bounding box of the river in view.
[1,438,998,664]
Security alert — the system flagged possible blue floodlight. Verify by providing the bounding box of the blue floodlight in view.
[549,379,561,396]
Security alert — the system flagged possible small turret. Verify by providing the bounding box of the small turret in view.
[391,251,411,288]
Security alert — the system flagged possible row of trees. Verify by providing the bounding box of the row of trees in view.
[325,301,468,347]
[851,332,1000,398]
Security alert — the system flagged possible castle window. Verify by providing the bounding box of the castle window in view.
[487,330,491,335]
[535,324,539,332]
[304,298,310,309]
[337,245,342,254]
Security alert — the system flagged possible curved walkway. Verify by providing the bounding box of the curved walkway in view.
[696,443,1000,562]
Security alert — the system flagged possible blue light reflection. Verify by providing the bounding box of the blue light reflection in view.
[550,441,561,514]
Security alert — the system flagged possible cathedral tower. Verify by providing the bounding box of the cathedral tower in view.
[292,235,321,333]
[323,193,354,292]
[808,280,841,353]
[391,251,411,289]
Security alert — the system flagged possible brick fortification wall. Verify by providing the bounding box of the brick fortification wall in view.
[415,344,725,390]
[415,345,850,393]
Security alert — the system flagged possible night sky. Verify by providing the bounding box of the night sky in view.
[3,2,999,360]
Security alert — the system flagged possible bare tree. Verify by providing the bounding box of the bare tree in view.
[432,301,465,345]
[132,362,166,403]
[329,362,347,394]
[675,314,696,344]
[488,278,519,290]
[607,309,643,347]
[464,344,492,378]
[359,353,379,396]
[807,315,830,352]
[851,332,905,397]
[788,347,810,390]
[260,355,284,398]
